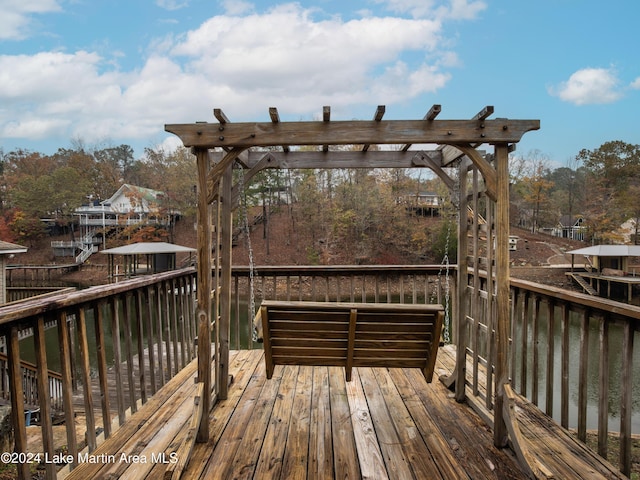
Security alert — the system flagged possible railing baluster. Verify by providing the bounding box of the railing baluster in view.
[532,296,540,406]
[620,321,634,476]
[155,284,165,387]
[164,281,174,378]
[545,300,555,416]
[560,302,570,429]
[597,315,609,458]
[123,294,137,414]
[34,316,55,479]
[135,290,147,405]
[171,278,181,371]
[110,297,126,425]
[76,307,97,452]
[520,292,529,396]
[6,325,29,480]
[145,286,157,395]
[577,308,589,442]
[94,301,112,437]
[57,311,78,467]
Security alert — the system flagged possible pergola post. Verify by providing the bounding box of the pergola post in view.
[494,143,511,446]
[218,163,233,400]
[195,148,211,441]
[455,161,469,402]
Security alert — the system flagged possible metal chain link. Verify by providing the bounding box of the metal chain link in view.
[436,174,459,345]
[235,163,259,342]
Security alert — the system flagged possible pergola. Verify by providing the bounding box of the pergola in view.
[165,105,540,450]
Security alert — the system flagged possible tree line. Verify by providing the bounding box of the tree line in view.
[511,140,640,244]
[1,139,638,254]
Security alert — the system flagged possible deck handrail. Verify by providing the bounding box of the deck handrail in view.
[0,265,637,477]
[462,270,639,477]
[0,268,198,480]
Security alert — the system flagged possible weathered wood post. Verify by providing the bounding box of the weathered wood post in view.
[494,143,510,446]
[218,162,233,400]
[455,159,469,402]
[6,326,29,480]
[195,147,212,441]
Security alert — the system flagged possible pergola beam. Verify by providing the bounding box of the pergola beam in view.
[363,105,385,151]
[166,118,539,149]
[401,104,441,151]
[269,107,290,153]
[472,105,494,121]
[211,149,444,170]
[322,106,330,152]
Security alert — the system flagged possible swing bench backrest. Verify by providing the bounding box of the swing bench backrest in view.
[255,300,445,382]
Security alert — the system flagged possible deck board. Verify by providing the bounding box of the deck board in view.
[61,346,621,480]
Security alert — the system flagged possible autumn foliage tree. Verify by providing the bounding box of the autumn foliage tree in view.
[577,141,640,243]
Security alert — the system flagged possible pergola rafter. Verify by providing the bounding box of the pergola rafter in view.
[165,104,540,451]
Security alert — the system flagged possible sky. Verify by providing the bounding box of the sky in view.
[1,0,639,166]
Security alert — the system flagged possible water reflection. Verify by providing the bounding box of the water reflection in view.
[513,308,640,433]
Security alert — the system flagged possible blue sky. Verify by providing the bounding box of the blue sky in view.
[1,0,639,166]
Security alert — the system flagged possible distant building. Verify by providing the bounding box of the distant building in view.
[0,240,27,305]
[52,184,180,263]
[101,241,195,281]
[617,218,640,244]
[551,215,586,241]
[402,191,442,216]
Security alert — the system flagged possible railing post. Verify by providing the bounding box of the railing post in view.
[57,311,78,467]
[34,316,56,479]
[94,301,112,439]
[76,307,97,452]
[6,325,29,480]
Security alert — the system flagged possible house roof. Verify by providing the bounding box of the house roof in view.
[101,242,195,255]
[567,245,640,257]
[0,240,28,255]
[104,184,165,206]
[558,215,583,227]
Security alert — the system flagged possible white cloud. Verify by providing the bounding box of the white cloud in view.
[155,0,189,11]
[631,77,640,90]
[0,3,467,148]
[0,0,61,40]
[221,0,255,16]
[375,0,486,20]
[549,68,623,105]
[168,4,446,115]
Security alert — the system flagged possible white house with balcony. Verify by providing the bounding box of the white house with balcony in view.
[53,185,179,263]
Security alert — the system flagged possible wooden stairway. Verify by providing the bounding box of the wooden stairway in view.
[567,273,598,296]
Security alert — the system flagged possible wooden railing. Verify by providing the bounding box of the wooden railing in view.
[1,264,637,478]
[5,287,76,304]
[228,265,452,350]
[461,271,639,477]
[0,353,64,414]
[0,268,197,479]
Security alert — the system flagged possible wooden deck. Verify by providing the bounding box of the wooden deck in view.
[60,346,623,480]
[61,347,524,479]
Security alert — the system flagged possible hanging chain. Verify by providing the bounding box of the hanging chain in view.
[436,173,459,345]
[437,219,452,345]
[236,163,259,342]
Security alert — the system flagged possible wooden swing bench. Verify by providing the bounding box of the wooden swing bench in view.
[255,300,445,382]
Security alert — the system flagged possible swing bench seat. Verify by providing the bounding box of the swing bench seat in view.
[255,300,445,382]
